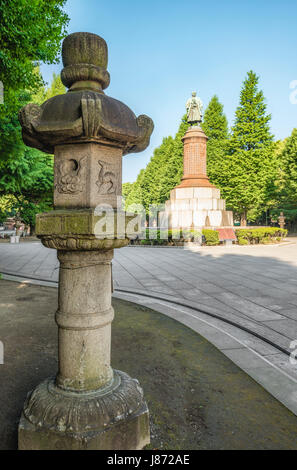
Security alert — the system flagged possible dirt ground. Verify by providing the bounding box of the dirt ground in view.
[0,280,297,450]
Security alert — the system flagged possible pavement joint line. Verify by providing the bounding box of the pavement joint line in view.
[114,291,297,390]
[5,270,297,413]
[155,300,297,385]
[150,249,297,319]
[119,249,289,326]
[114,287,292,356]
[2,271,292,357]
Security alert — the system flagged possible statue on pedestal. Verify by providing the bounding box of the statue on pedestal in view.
[186,91,203,125]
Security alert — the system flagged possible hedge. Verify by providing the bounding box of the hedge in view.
[132,228,202,246]
[235,227,287,245]
[202,229,220,246]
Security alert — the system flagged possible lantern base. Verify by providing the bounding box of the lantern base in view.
[18,370,150,450]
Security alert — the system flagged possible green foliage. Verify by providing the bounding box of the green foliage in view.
[0,147,53,198]
[238,238,249,245]
[132,228,202,245]
[0,0,68,230]
[235,227,287,244]
[0,147,54,228]
[222,71,275,224]
[0,72,66,229]
[279,128,297,204]
[126,99,228,214]
[0,88,32,163]
[0,195,16,222]
[202,229,220,245]
[125,116,190,212]
[122,182,135,202]
[125,169,146,209]
[264,129,297,229]
[0,0,69,92]
[270,207,297,224]
[32,72,66,105]
[201,95,229,187]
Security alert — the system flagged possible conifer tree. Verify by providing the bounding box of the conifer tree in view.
[280,128,297,204]
[124,116,190,212]
[201,95,228,187]
[125,169,146,209]
[225,71,274,225]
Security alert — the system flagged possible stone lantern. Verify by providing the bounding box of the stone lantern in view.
[278,212,286,230]
[18,32,154,450]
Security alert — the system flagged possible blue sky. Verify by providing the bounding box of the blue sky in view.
[41,0,297,183]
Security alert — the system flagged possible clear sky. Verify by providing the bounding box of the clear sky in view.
[41,0,297,183]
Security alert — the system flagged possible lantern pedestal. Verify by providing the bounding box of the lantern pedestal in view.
[18,212,150,450]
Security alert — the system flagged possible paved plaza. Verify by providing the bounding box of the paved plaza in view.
[2,241,297,414]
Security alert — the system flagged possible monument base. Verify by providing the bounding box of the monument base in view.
[160,186,233,230]
[18,370,150,450]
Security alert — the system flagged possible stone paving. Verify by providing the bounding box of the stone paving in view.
[1,241,297,354]
[113,243,297,354]
[2,241,297,414]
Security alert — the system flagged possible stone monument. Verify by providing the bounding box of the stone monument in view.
[160,92,233,231]
[17,32,154,450]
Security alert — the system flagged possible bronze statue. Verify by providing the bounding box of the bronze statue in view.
[186,91,203,125]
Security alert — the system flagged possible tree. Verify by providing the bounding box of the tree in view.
[0,73,66,230]
[201,95,229,187]
[0,1,68,210]
[122,182,135,201]
[280,129,297,201]
[224,71,275,225]
[0,0,69,92]
[125,169,146,209]
[0,145,54,231]
[33,72,66,104]
[125,115,190,212]
[268,132,297,230]
[140,136,175,209]
[158,116,190,203]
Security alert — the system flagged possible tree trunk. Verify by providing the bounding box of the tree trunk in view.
[240,210,247,227]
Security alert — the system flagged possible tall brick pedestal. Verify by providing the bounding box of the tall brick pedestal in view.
[160,126,233,230]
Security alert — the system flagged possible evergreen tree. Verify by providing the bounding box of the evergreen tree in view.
[158,115,189,202]
[122,182,134,202]
[201,95,229,187]
[280,128,297,204]
[140,136,175,209]
[33,72,66,105]
[266,131,297,230]
[125,169,146,209]
[125,115,190,212]
[225,71,275,225]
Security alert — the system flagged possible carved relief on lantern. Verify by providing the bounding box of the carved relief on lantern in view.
[96,160,117,195]
[55,156,86,194]
[53,143,122,209]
